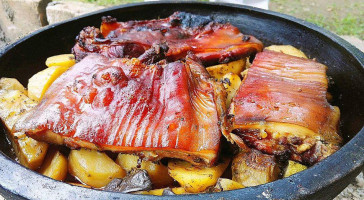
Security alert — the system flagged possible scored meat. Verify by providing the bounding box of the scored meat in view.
[72,12,263,66]
[229,51,341,165]
[14,54,227,166]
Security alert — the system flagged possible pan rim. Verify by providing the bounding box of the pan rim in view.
[0,1,363,199]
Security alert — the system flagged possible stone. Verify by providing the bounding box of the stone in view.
[46,1,104,25]
[341,35,364,52]
[0,0,51,43]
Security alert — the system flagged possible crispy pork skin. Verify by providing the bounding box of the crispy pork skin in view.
[72,12,263,66]
[229,51,341,165]
[14,54,227,166]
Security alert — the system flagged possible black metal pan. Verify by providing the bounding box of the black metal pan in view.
[0,1,363,199]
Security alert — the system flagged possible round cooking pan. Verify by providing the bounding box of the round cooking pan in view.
[0,1,363,200]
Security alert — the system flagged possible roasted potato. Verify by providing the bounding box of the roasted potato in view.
[206,59,246,80]
[12,132,49,170]
[0,89,48,170]
[168,158,230,193]
[38,148,68,181]
[116,154,174,188]
[28,65,69,101]
[136,187,189,195]
[0,90,36,129]
[45,54,76,68]
[68,148,126,188]
[265,45,308,58]
[136,188,165,196]
[0,78,27,95]
[212,178,244,192]
[222,73,242,107]
[283,160,307,177]
[232,150,280,187]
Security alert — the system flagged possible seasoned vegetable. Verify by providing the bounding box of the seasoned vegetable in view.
[28,65,69,101]
[206,59,246,80]
[0,90,37,129]
[0,78,27,95]
[0,89,48,170]
[68,148,126,188]
[116,154,173,188]
[232,150,280,187]
[13,132,49,170]
[212,178,245,192]
[283,160,307,177]
[265,45,307,58]
[168,158,230,193]
[222,73,242,107]
[38,148,68,181]
[104,168,152,193]
[135,187,188,195]
[45,54,76,68]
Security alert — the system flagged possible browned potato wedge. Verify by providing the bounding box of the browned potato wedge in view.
[265,45,308,58]
[171,187,189,195]
[206,59,246,80]
[168,158,230,193]
[28,65,69,101]
[136,188,165,196]
[68,149,126,188]
[283,160,307,177]
[212,178,245,192]
[136,187,188,195]
[38,148,68,181]
[0,78,27,95]
[13,132,49,170]
[116,154,173,188]
[0,89,48,170]
[45,54,76,68]
[222,73,242,107]
[232,150,280,187]
[0,90,37,129]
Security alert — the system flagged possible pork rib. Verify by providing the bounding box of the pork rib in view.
[72,12,263,66]
[229,51,341,165]
[14,55,227,166]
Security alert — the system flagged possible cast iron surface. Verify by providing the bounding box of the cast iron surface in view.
[0,1,363,200]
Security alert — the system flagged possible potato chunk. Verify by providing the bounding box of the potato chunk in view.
[68,149,126,188]
[0,78,27,95]
[232,150,280,187]
[28,66,69,101]
[116,154,173,188]
[206,59,246,80]
[45,54,76,68]
[0,90,37,129]
[168,158,230,193]
[0,89,48,170]
[38,148,68,181]
[265,45,307,58]
[136,187,188,195]
[283,160,307,177]
[212,178,245,192]
[222,73,241,107]
[13,132,49,170]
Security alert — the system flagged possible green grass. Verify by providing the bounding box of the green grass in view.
[270,0,364,39]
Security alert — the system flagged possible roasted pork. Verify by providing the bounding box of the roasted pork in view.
[72,12,263,66]
[14,54,227,166]
[229,51,341,165]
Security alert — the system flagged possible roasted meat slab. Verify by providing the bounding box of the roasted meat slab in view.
[229,51,341,165]
[72,12,263,66]
[14,55,227,166]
